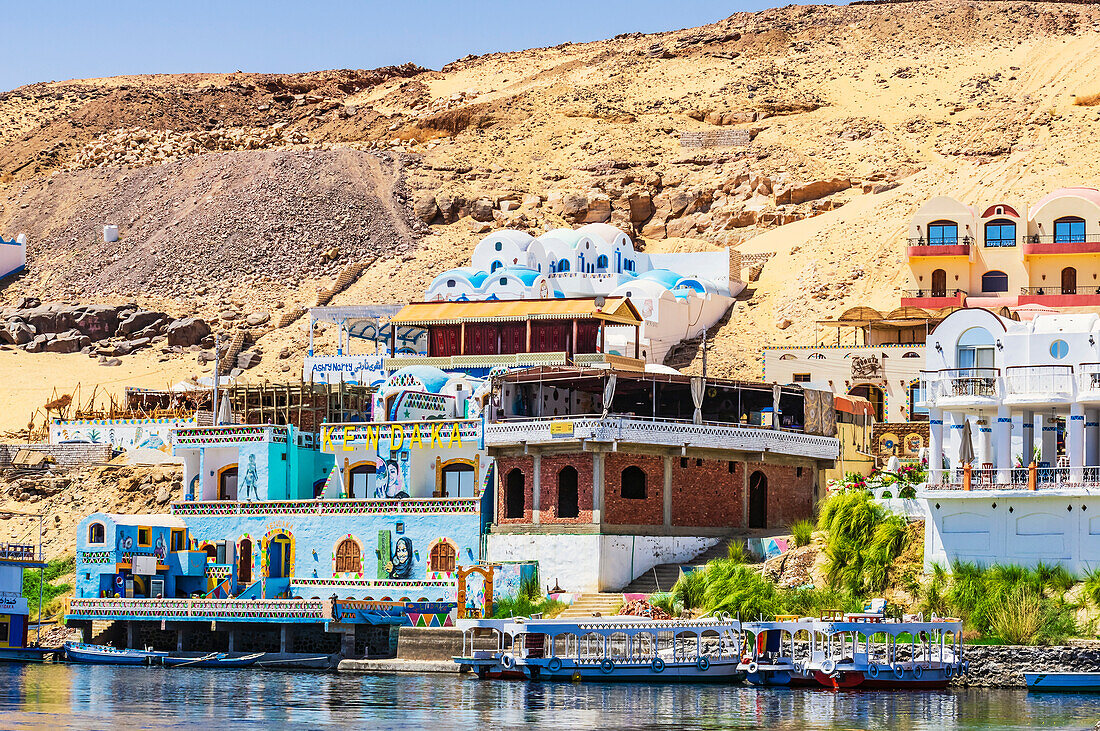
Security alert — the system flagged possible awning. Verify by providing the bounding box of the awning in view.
[390,298,643,327]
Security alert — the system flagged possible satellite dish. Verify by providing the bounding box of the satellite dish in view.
[594,296,606,308]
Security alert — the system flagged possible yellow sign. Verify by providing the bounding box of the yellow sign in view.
[550,420,574,438]
[321,421,474,451]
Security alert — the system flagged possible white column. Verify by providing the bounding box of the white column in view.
[995,406,1012,483]
[1069,403,1085,482]
[1086,409,1099,478]
[977,415,992,467]
[946,411,965,472]
[1041,414,1058,468]
[592,453,603,525]
[928,408,944,484]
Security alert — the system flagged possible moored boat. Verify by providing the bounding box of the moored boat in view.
[163,652,264,668]
[63,642,163,666]
[738,618,818,687]
[1025,672,1100,692]
[0,645,61,663]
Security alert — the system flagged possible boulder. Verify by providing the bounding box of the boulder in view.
[166,317,212,347]
[245,312,270,327]
[23,334,49,353]
[237,350,261,369]
[470,197,495,222]
[73,305,124,340]
[628,193,655,223]
[435,192,462,223]
[117,310,168,336]
[413,193,439,223]
[44,331,91,353]
[1,320,35,345]
[774,178,852,205]
[583,194,612,223]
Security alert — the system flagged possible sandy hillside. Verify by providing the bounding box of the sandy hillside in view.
[2,1,1100,429]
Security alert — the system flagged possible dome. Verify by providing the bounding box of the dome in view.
[386,366,451,394]
[1029,187,1100,220]
[498,266,542,285]
[428,267,488,290]
[636,269,683,289]
[575,223,634,250]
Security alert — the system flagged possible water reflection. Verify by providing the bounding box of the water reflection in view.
[1,665,1099,730]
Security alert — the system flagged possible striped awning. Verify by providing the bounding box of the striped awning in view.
[390,298,642,326]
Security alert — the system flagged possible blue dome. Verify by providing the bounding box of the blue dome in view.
[499,266,542,285]
[636,269,682,289]
[429,267,487,290]
[387,366,451,394]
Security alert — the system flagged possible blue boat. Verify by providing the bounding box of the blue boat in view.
[0,646,60,663]
[1025,672,1100,692]
[163,652,264,668]
[63,642,161,666]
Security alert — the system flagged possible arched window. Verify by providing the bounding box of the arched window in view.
[495,241,503,251]
[908,380,928,419]
[1054,216,1086,243]
[429,541,457,573]
[957,327,994,369]
[557,466,579,519]
[218,466,238,501]
[347,463,374,499]
[931,269,947,297]
[88,522,105,545]
[748,471,768,528]
[505,469,525,519]
[596,254,609,270]
[981,270,1009,293]
[441,462,475,497]
[335,538,361,573]
[557,259,570,272]
[927,220,959,246]
[491,260,503,272]
[446,279,456,288]
[902,351,920,358]
[808,353,826,360]
[624,260,635,272]
[621,466,647,500]
[985,219,1016,247]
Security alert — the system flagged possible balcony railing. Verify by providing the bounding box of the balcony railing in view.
[907,237,974,247]
[1020,286,1100,296]
[926,368,999,401]
[900,289,967,299]
[1024,234,1100,244]
[485,415,839,460]
[67,597,329,621]
[0,543,39,562]
[1079,364,1100,392]
[171,497,481,517]
[929,465,1100,490]
[984,237,1018,248]
[1003,365,1074,397]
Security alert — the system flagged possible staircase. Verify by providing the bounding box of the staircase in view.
[557,593,624,619]
[620,537,749,594]
[89,620,119,645]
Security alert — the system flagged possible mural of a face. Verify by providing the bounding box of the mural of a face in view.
[388,537,414,579]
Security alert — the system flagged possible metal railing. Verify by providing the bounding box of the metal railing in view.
[907,237,973,247]
[984,237,1018,248]
[0,543,38,562]
[1078,363,1100,392]
[67,597,329,621]
[930,465,1100,490]
[1020,286,1100,296]
[900,289,967,299]
[1024,233,1100,244]
[930,368,999,399]
[1003,365,1074,396]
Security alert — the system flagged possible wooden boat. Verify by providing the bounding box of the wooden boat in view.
[255,655,334,670]
[63,642,161,666]
[456,615,747,683]
[163,652,264,668]
[1025,672,1100,692]
[738,619,818,687]
[0,646,60,663]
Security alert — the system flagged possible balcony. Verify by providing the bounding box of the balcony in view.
[926,465,1100,492]
[1018,286,1100,306]
[906,237,972,258]
[923,368,999,407]
[171,497,481,517]
[0,542,45,566]
[1077,364,1100,402]
[900,289,967,308]
[484,416,839,460]
[67,597,329,622]
[1003,365,1074,405]
[1023,233,1100,257]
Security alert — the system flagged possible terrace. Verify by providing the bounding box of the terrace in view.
[67,597,329,622]
[906,237,972,258]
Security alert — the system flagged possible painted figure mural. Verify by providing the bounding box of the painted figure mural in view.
[387,536,414,579]
[374,458,409,499]
[240,454,260,502]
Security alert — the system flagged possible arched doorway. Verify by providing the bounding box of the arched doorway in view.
[931,269,947,298]
[848,384,885,422]
[238,538,252,584]
[218,465,238,501]
[749,471,768,529]
[266,533,293,579]
[1062,267,1077,295]
[557,466,579,519]
[505,469,525,519]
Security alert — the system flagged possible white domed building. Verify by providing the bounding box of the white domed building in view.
[423,225,744,364]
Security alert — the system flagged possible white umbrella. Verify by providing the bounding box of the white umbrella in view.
[887,455,901,473]
[217,394,233,425]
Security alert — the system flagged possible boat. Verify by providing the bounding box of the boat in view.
[738,618,818,687]
[0,645,61,663]
[453,617,527,679]
[63,642,163,666]
[1025,672,1100,692]
[799,614,966,690]
[456,614,747,683]
[163,652,264,668]
[255,654,335,670]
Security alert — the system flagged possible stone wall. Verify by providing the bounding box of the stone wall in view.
[538,453,594,524]
[955,644,1100,688]
[0,442,113,467]
[748,462,816,528]
[604,453,664,526]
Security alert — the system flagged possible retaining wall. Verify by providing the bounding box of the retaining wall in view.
[956,644,1100,688]
[0,443,113,467]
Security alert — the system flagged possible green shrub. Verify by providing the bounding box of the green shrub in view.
[726,542,747,564]
[790,520,814,548]
[650,592,679,617]
[1036,562,1076,594]
[989,587,1043,645]
[818,491,909,595]
[1084,569,1100,606]
[23,556,74,619]
[672,569,707,610]
[782,587,860,618]
[702,559,782,620]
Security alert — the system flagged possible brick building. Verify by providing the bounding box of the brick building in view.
[484,368,839,592]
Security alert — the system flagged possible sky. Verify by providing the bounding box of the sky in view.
[1,0,805,92]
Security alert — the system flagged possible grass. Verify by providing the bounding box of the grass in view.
[989,587,1044,645]
[790,519,814,548]
[818,491,910,595]
[23,556,74,620]
[492,572,566,619]
[672,568,708,611]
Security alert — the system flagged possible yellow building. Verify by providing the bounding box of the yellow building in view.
[904,188,1100,309]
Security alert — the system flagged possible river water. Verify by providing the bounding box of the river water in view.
[1,665,1099,729]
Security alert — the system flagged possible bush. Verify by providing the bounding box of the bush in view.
[23,557,74,619]
[818,492,909,594]
[492,572,565,618]
[782,587,860,619]
[790,519,814,548]
[989,587,1044,645]
[702,559,782,620]
[672,569,707,611]
[650,593,679,617]
[1036,562,1076,594]
[726,542,747,564]
[1084,569,1100,606]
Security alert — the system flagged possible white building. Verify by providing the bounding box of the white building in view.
[919,307,1100,572]
[424,224,744,364]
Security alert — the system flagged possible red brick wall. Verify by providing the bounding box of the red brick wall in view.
[671,458,743,528]
[495,456,534,524]
[603,453,663,526]
[538,454,594,524]
[746,462,815,528]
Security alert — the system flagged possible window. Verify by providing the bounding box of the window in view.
[170,529,186,553]
[931,268,948,297]
[927,220,959,246]
[624,260,635,272]
[347,463,374,499]
[218,466,238,501]
[495,241,502,251]
[957,327,995,370]
[334,538,361,573]
[447,279,456,288]
[985,219,1016,247]
[491,260,503,272]
[429,542,457,573]
[505,469,525,519]
[441,462,475,497]
[557,466,579,519]
[903,351,920,358]
[137,527,152,547]
[557,259,570,272]
[621,466,646,500]
[88,522,105,545]
[981,270,1009,293]
[808,353,825,360]
[1054,217,1086,243]
[499,277,508,285]
[909,381,928,419]
[596,254,609,270]
[1050,339,1070,359]
[793,373,811,383]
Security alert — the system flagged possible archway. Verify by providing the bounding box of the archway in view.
[505,469,525,519]
[848,384,885,422]
[218,465,238,501]
[749,471,768,529]
[557,466,579,519]
[266,533,293,579]
[238,538,252,584]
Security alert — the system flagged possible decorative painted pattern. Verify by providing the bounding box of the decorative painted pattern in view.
[67,597,326,621]
[171,497,480,517]
[175,425,287,445]
[205,565,232,579]
[78,551,114,565]
[292,578,454,588]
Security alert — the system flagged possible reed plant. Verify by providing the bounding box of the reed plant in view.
[1083,569,1100,606]
[790,519,814,548]
[672,568,708,611]
[702,559,782,620]
[989,587,1044,645]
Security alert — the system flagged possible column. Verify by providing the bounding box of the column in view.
[126,622,134,650]
[592,453,603,525]
[977,415,992,466]
[995,406,1012,483]
[1086,409,1099,479]
[946,411,966,472]
[928,408,944,485]
[228,629,236,653]
[176,629,184,652]
[1041,414,1058,468]
[662,455,673,527]
[1069,403,1085,482]
[1022,410,1035,467]
[532,454,542,524]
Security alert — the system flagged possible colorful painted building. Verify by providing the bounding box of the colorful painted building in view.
[1,540,46,651]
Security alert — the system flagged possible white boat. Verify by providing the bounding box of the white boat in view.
[455,614,747,683]
[738,618,819,687]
